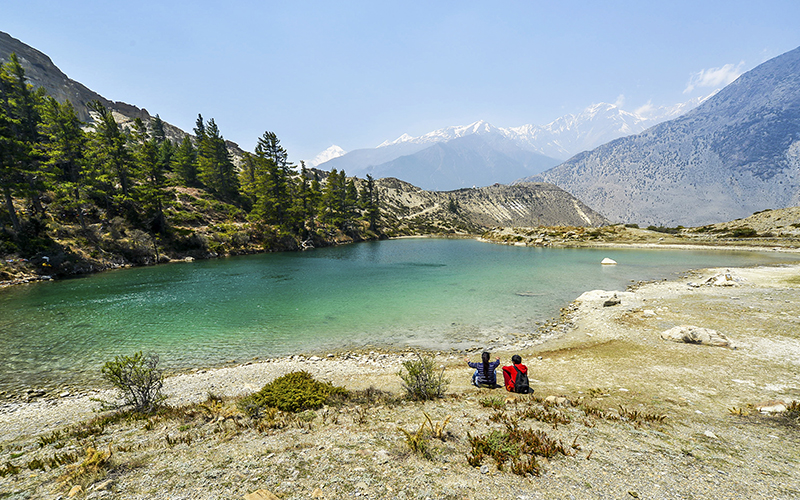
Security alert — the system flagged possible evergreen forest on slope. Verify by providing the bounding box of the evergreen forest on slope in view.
[0,54,386,282]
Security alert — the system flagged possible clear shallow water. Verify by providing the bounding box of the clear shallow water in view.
[1,238,797,392]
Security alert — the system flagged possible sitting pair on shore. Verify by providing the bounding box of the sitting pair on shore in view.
[464,351,532,393]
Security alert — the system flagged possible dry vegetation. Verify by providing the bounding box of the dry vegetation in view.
[2,263,800,499]
[3,210,800,498]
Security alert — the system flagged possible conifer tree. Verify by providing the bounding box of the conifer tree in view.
[238,151,259,211]
[151,114,167,144]
[344,178,359,228]
[37,97,88,229]
[0,53,44,231]
[196,117,238,201]
[87,100,133,201]
[308,170,322,224]
[131,118,170,233]
[172,135,198,186]
[251,131,292,227]
[363,174,380,230]
[287,161,311,233]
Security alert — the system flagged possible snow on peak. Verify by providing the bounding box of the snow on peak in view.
[362,97,705,161]
[308,145,346,167]
[378,133,414,148]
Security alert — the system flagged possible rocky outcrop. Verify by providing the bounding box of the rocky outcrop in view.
[0,31,149,124]
[660,325,733,347]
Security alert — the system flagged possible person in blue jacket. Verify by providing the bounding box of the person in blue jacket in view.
[465,351,500,388]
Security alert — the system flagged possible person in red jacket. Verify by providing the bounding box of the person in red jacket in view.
[502,355,531,393]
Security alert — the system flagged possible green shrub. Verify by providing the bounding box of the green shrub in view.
[398,352,449,401]
[726,227,758,238]
[101,352,165,413]
[239,371,348,414]
[646,225,680,234]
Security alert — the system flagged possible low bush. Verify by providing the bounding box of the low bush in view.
[239,371,348,414]
[467,421,576,476]
[101,352,165,413]
[398,352,449,401]
[726,227,758,238]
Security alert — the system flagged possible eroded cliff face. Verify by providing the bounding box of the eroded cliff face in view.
[375,178,607,234]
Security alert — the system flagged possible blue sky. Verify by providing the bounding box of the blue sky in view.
[5,1,800,163]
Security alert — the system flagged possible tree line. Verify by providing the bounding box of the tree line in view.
[0,53,380,257]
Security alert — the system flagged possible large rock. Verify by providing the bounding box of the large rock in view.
[660,325,732,347]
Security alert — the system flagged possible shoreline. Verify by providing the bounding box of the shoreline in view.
[2,259,799,498]
[4,232,798,290]
[3,257,799,440]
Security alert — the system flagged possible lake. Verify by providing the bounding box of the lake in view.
[1,238,797,393]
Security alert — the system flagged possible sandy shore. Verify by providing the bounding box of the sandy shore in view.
[2,259,799,498]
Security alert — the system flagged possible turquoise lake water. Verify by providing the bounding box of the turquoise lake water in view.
[1,238,797,392]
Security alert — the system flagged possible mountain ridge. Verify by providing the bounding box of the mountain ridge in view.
[524,45,800,226]
[314,98,707,192]
[0,31,245,158]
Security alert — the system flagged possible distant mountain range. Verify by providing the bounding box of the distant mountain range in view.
[524,45,800,227]
[311,99,706,192]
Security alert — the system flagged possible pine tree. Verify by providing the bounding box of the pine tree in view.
[196,117,238,201]
[364,174,380,230]
[37,97,88,229]
[87,100,133,201]
[251,131,293,227]
[0,53,44,231]
[131,118,170,233]
[288,161,311,233]
[322,169,347,227]
[344,178,359,228]
[151,114,167,144]
[172,135,198,186]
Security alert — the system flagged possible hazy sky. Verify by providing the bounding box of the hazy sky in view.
[5,1,800,163]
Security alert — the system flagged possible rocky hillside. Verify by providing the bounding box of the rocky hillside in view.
[481,206,800,249]
[524,45,800,227]
[376,179,607,234]
[0,31,245,158]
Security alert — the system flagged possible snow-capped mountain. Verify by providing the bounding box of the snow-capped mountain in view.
[308,145,347,167]
[315,98,706,191]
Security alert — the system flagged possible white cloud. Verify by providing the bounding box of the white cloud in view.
[613,94,625,108]
[684,61,745,94]
[634,100,655,118]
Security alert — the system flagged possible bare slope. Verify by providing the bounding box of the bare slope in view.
[376,178,607,235]
[527,45,800,227]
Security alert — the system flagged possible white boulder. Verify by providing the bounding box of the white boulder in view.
[661,325,733,347]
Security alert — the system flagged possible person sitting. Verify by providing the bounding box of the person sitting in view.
[465,351,500,388]
[502,354,531,393]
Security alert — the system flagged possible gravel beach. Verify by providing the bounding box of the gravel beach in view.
[1,261,799,499]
